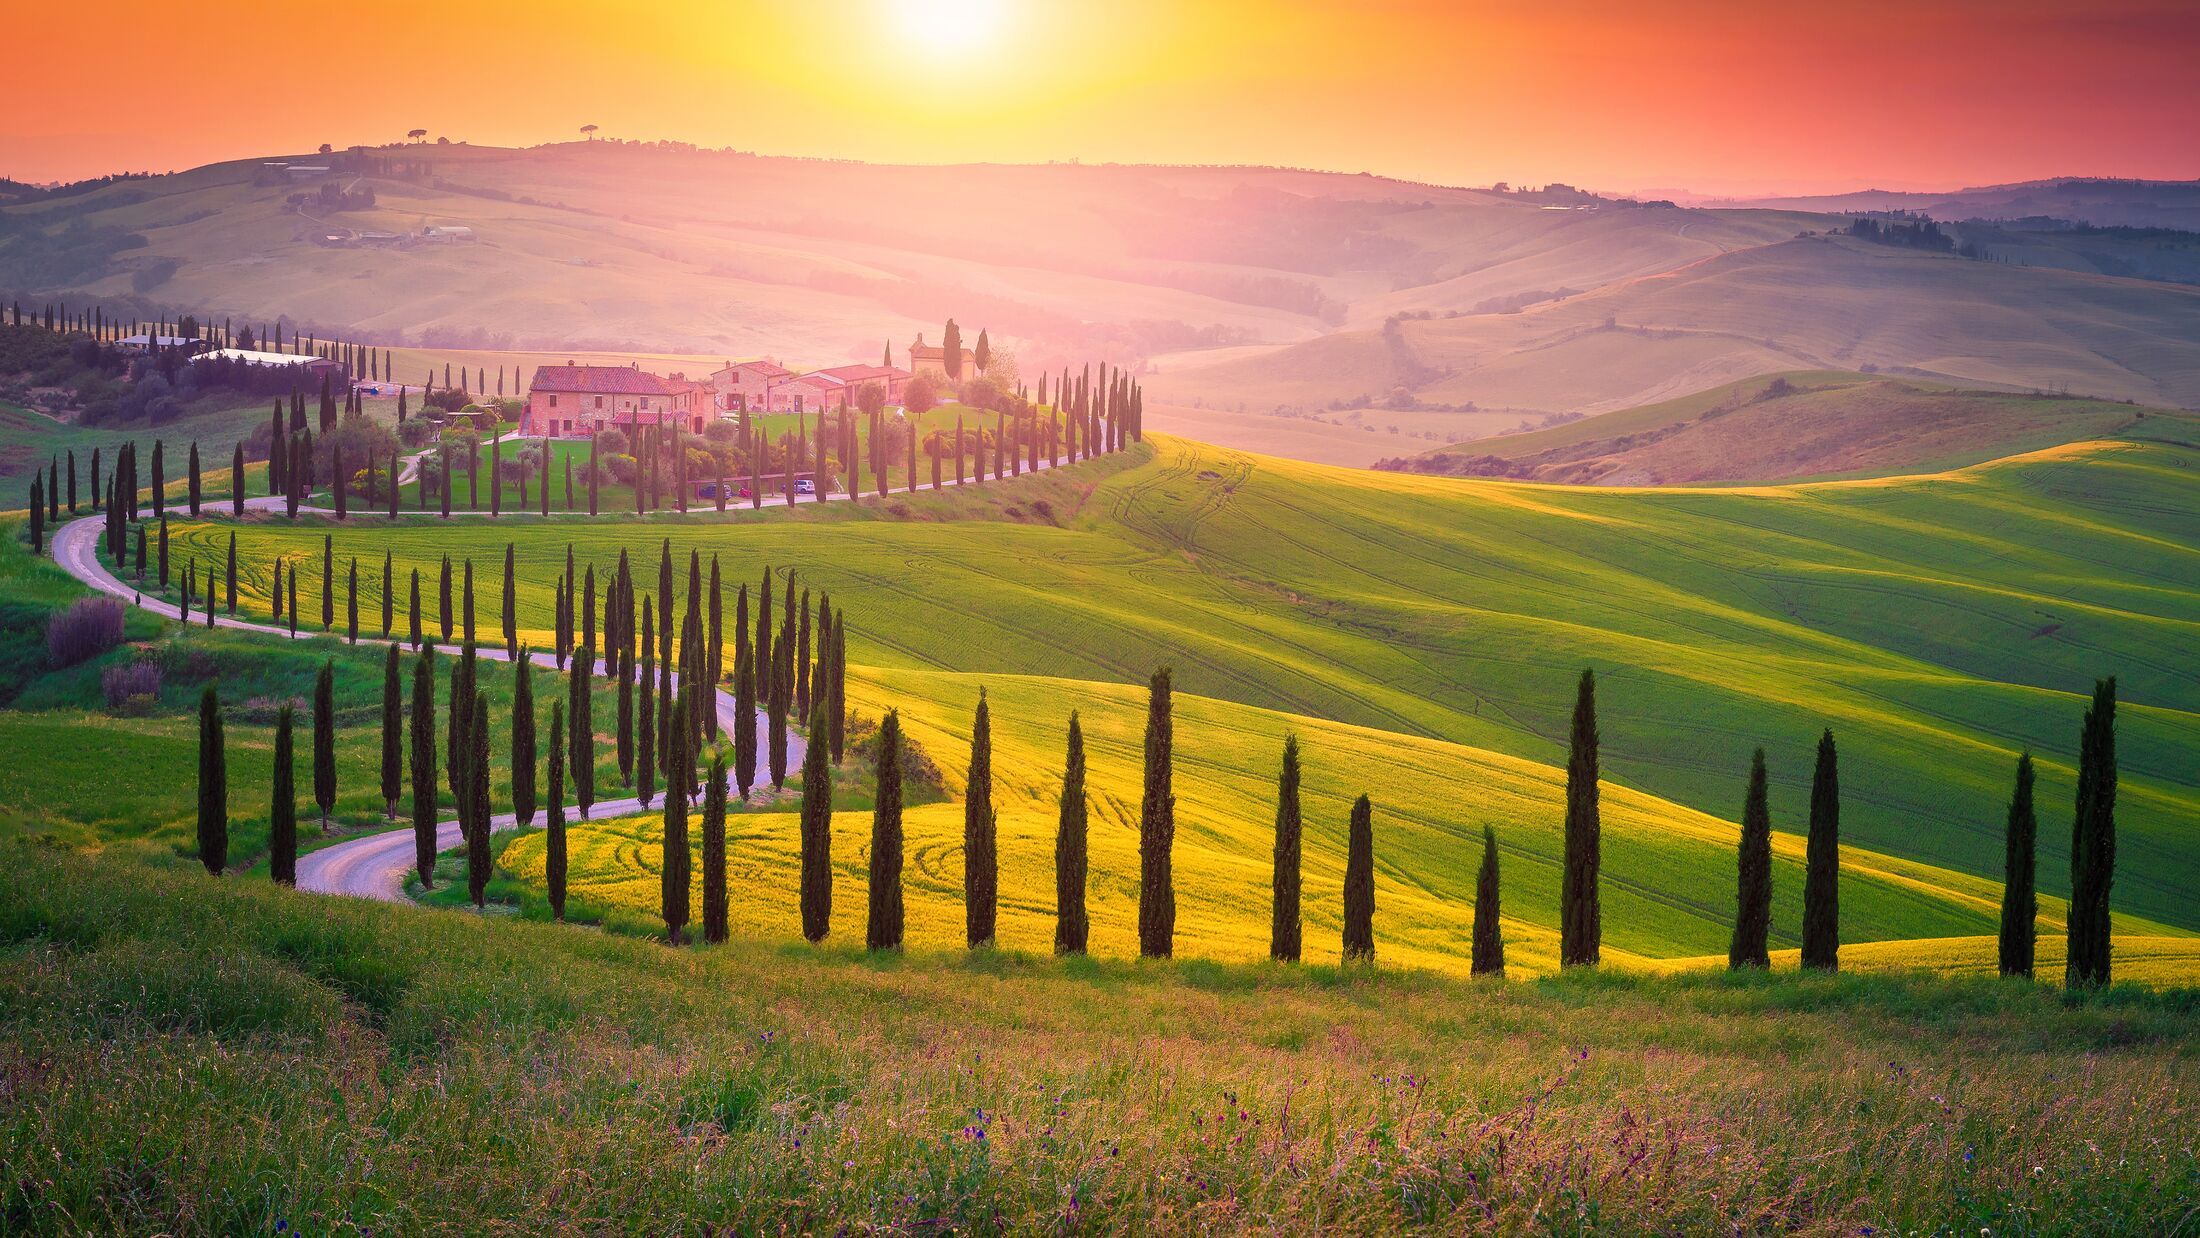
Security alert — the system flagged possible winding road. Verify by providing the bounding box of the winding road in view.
[51,505,803,901]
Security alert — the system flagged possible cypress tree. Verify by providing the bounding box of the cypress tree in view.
[512,652,537,828]
[381,551,394,637]
[795,588,812,717]
[381,644,403,819]
[964,688,997,948]
[568,650,595,818]
[798,699,834,943]
[2066,678,2118,989]
[158,516,169,586]
[1341,794,1375,964]
[1270,734,1302,963]
[1729,749,1773,970]
[1560,669,1602,967]
[188,442,201,515]
[151,440,164,518]
[222,532,236,614]
[546,701,568,921]
[828,612,847,764]
[701,750,728,943]
[26,477,40,555]
[637,599,657,807]
[1054,711,1088,955]
[312,659,336,831]
[1998,752,2038,979]
[287,564,298,638]
[660,691,692,945]
[756,566,773,706]
[1801,729,1840,971]
[502,542,517,658]
[232,443,245,517]
[439,555,453,641]
[449,642,477,807]
[467,690,491,908]
[616,584,635,786]
[462,558,475,643]
[766,627,789,789]
[1138,667,1177,958]
[271,704,298,885]
[409,569,423,649]
[1471,825,1505,977]
[321,535,334,629]
[346,558,359,644]
[868,709,906,951]
[733,646,757,799]
[196,685,227,875]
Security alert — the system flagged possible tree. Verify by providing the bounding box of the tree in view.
[1138,667,1177,958]
[313,659,337,832]
[766,629,789,790]
[462,558,476,642]
[1270,735,1302,962]
[942,319,963,381]
[381,645,403,819]
[321,535,335,630]
[964,688,998,947]
[701,750,728,943]
[272,704,298,885]
[733,646,757,799]
[1470,825,1505,976]
[637,598,657,808]
[1801,729,1840,971]
[409,568,422,649]
[568,650,595,819]
[2066,678,2118,989]
[1729,749,1772,970]
[512,652,537,828]
[973,328,990,375]
[466,690,491,908]
[1054,712,1088,956]
[411,650,437,889]
[1341,794,1375,964]
[347,558,359,643]
[1997,752,2038,979]
[439,555,453,641]
[232,443,245,517]
[868,710,906,951]
[1560,669,1602,967]
[502,543,518,657]
[660,691,692,945]
[546,700,568,921]
[799,700,834,943]
[187,442,201,515]
[197,685,227,875]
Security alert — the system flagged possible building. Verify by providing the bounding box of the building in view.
[764,363,910,414]
[907,333,976,380]
[118,334,199,353]
[194,347,347,383]
[522,363,711,438]
[708,359,794,414]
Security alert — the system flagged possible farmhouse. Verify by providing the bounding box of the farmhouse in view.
[708,359,794,414]
[522,363,711,437]
[118,333,199,353]
[195,347,347,383]
[907,333,976,379]
[766,363,909,413]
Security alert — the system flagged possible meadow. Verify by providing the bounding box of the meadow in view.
[2,845,2193,1233]
[159,429,2200,975]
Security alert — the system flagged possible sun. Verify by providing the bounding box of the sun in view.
[890,0,1007,56]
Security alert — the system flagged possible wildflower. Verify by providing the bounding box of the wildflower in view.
[1964,1146,1976,1164]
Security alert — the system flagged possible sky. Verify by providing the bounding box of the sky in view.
[3,0,2196,194]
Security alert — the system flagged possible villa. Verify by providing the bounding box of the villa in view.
[522,363,711,437]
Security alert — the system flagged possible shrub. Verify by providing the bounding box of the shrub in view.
[593,428,630,455]
[101,658,162,714]
[47,597,126,667]
[601,453,638,484]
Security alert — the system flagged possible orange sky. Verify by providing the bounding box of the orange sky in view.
[4,0,2196,193]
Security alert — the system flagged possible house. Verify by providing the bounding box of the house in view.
[907,333,976,380]
[118,334,199,353]
[708,359,794,414]
[195,347,346,383]
[522,363,711,438]
[766,364,910,414]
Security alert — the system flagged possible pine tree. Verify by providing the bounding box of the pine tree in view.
[466,690,492,908]
[799,700,834,943]
[313,659,337,832]
[1270,734,1302,962]
[964,688,998,947]
[512,652,537,828]
[1560,669,1602,967]
[1998,752,2038,979]
[867,709,906,951]
[1138,667,1177,958]
[546,700,568,920]
[1729,749,1773,970]
[1054,711,1089,956]
[1341,794,1375,964]
[660,691,692,945]
[1801,729,1840,971]
[2066,678,2118,989]
[701,749,728,943]
[381,644,403,819]
[733,646,757,800]
[197,685,227,875]
[271,704,298,885]
[1471,825,1504,977]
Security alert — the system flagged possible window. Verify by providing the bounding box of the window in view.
[548,394,558,408]
[594,396,604,409]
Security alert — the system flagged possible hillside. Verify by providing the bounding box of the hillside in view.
[1378,373,2192,485]
[1713,177,2200,231]
[159,431,2200,956]
[1150,236,2200,416]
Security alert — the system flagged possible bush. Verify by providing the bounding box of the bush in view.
[601,453,638,484]
[47,597,126,668]
[593,428,630,456]
[101,658,162,714]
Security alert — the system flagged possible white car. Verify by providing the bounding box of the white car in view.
[794,479,816,495]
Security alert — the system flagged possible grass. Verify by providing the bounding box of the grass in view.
[0,394,272,509]
[1,845,2194,1232]
[151,432,2200,977]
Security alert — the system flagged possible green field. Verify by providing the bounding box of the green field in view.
[0,396,272,509]
[156,428,2200,974]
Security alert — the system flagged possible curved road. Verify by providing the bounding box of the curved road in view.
[52,508,802,901]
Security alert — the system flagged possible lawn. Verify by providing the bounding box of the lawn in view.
[152,431,2200,975]
[0,394,273,509]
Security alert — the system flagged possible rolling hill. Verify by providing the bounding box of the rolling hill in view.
[1379,372,2195,484]
[161,430,2200,970]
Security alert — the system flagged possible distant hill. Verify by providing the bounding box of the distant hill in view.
[1709,177,2200,231]
[1151,236,2200,417]
[1375,372,2194,485]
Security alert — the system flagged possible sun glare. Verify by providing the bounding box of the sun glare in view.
[891,0,1006,56]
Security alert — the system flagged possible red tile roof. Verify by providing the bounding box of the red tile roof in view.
[815,364,907,385]
[528,365,680,396]
[715,359,794,379]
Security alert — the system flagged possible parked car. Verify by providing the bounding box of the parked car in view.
[795,479,816,495]
[695,481,731,500]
